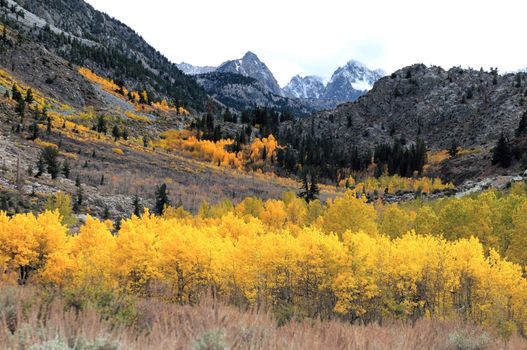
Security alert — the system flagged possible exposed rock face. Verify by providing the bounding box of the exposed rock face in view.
[196,72,314,116]
[216,51,283,96]
[322,60,385,101]
[283,64,527,151]
[283,75,325,99]
[176,62,216,76]
[9,0,208,110]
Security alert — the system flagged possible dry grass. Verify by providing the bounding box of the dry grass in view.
[0,285,524,350]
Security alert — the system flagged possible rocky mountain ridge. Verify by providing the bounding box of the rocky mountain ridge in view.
[9,0,208,110]
[280,63,527,182]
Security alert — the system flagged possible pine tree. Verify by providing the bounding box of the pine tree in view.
[35,155,45,178]
[102,206,110,220]
[25,88,33,103]
[298,171,319,203]
[516,111,527,136]
[62,160,70,179]
[29,119,38,140]
[46,116,52,134]
[15,97,25,119]
[73,185,83,213]
[492,133,513,168]
[448,141,459,158]
[154,183,170,215]
[112,125,121,140]
[96,115,107,134]
[42,146,59,179]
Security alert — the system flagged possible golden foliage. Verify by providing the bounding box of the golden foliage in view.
[3,187,527,336]
[112,148,124,155]
[340,175,454,195]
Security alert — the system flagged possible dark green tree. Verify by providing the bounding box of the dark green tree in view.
[448,141,459,158]
[492,133,513,168]
[298,171,319,203]
[62,160,70,179]
[35,155,45,178]
[112,125,121,140]
[96,115,107,134]
[154,183,170,215]
[25,88,33,103]
[41,146,60,179]
[516,111,527,136]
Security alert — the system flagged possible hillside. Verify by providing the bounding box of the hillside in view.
[2,0,527,349]
[280,64,527,183]
[5,0,208,110]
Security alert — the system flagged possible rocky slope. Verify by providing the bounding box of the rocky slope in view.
[8,0,208,110]
[280,64,527,182]
[196,72,313,116]
[286,64,526,150]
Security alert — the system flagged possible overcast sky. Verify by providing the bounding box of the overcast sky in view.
[85,0,527,87]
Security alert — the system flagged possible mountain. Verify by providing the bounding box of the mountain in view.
[10,0,208,110]
[283,75,325,99]
[280,64,527,182]
[176,62,216,76]
[282,60,384,105]
[196,72,314,116]
[216,51,283,96]
[322,60,385,101]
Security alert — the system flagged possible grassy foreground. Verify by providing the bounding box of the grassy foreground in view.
[0,285,525,350]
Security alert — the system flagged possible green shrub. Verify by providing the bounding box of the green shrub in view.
[192,329,227,350]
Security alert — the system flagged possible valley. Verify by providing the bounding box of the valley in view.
[0,0,527,349]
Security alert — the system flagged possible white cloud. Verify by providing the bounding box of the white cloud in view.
[85,0,527,86]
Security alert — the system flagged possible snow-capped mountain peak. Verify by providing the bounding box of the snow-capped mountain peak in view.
[323,60,385,101]
[216,51,283,96]
[176,62,216,76]
[283,75,325,99]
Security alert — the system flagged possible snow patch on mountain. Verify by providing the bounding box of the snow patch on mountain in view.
[323,60,385,101]
[283,75,325,99]
[177,62,216,75]
[216,51,283,96]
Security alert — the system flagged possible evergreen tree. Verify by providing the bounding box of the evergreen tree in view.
[11,83,21,101]
[35,155,45,178]
[492,133,513,168]
[154,183,170,215]
[41,146,60,179]
[516,111,527,136]
[96,115,107,134]
[15,97,25,119]
[448,141,459,158]
[298,171,319,203]
[102,206,110,220]
[62,160,70,179]
[46,116,52,134]
[29,119,39,140]
[112,125,121,140]
[25,88,33,103]
[73,185,83,213]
